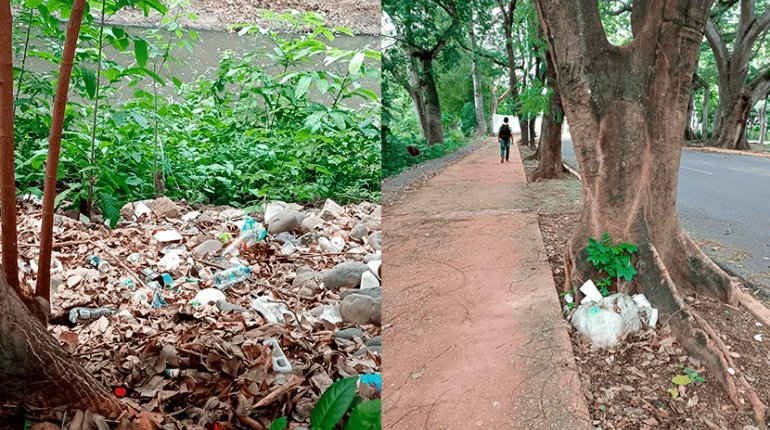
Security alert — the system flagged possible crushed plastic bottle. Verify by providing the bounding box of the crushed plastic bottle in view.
[213,265,252,289]
[120,278,136,291]
[69,306,118,324]
[222,218,267,256]
[265,338,293,373]
[87,255,110,272]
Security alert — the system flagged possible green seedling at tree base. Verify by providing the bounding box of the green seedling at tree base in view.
[586,233,639,295]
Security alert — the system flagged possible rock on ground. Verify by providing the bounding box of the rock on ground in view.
[322,262,370,290]
[340,293,381,326]
[151,196,182,219]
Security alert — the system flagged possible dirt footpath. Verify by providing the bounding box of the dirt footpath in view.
[382,139,590,429]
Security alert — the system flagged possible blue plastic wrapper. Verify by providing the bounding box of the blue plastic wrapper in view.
[359,373,381,391]
[152,291,168,308]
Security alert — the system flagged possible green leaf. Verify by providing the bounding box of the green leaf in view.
[134,38,148,68]
[348,51,365,75]
[343,399,381,430]
[310,377,358,430]
[82,67,97,99]
[295,76,313,98]
[672,374,691,386]
[268,417,288,430]
[100,192,121,228]
[667,387,679,398]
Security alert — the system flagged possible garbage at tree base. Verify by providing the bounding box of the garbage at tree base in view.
[251,296,290,324]
[192,288,227,307]
[213,265,252,289]
[68,306,118,324]
[632,293,658,328]
[579,279,604,303]
[571,293,644,348]
[153,229,183,243]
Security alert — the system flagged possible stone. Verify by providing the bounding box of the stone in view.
[120,200,152,220]
[341,286,381,301]
[363,253,381,263]
[371,205,381,219]
[334,327,366,340]
[196,213,216,225]
[349,223,369,242]
[151,196,181,219]
[300,216,324,233]
[310,304,342,325]
[361,215,380,231]
[268,209,301,234]
[300,231,321,245]
[280,242,297,255]
[355,345,382,356]
[264,201,289,223]
[293,267,319,288]
[366,335,382,347]
[319,199,344,221]
[192,239,223,258]
[319,236,345,253]
[322,262,370,290]
[340,293,381,326]
[571,293,642,348]
[368,231,382,250]
[361,271,380,289]
[275,232,299,245]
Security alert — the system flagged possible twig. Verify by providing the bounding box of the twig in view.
[196,257,228,270]
[254,375,303,408]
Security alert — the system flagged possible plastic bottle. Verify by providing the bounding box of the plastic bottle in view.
[69,306,118,324]
[213,265,252,289]
[222,221,267,256]
[87,255,110,272]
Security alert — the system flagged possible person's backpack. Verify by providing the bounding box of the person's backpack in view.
[499,124,511,139]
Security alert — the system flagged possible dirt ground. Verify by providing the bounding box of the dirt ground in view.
[521,144,770,429]
[107,0,381,35]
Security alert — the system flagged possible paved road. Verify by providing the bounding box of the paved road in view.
[561,137,770,288]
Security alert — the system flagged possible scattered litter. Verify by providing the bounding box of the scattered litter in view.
[182,211,201,222]
[579,279,604,303]
[154,230,183,243]
[252,296,289,324]
[126,252,141,263]
[361,271,380,289]
[280,241,297,255]
[755,334,763,342]
[632,293,659,328]
[265,338,293,373]
[358,373,382,391]
[192,288,226,307]
[213,265,251,289]
[158,251,182,271]
[68,307,118,324]
[134,201,151,218]
[151,291,168,308]
[87,255,110,272]
[319,236,345,253]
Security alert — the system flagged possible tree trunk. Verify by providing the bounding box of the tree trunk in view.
[470,19,487,137]
[418,55,444,145]
[528,116,537,146]
[408,56,430,140]
[536,0,764,423]
[532,51,566,181]
[714,92,751,150]
[761,96,768,145]
[0,0,19,292]
[685,92,697,140]
[504,27,528,147]
[0,269,124,416]
[702,85,710,138]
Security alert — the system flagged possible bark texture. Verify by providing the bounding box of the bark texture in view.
[702,85,710,138]
[705,3,770,150]
[0,0,19,292]
[536,0,764,423]
[37,0,87,306]
[0,269,124,416]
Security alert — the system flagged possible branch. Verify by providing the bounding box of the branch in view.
[711,0,740,19]
[705,18,729,84]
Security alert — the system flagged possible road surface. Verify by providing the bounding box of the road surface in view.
[561,137,770,288]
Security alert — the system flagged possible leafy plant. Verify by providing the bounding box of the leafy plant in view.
[269,376,381,430]
[680,365,706,384]
[586,233,639,295]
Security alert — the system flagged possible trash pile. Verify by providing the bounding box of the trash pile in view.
[569,280,658,348]
[15,195,382,427]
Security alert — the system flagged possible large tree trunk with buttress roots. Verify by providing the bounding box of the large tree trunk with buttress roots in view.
[0,269,124,417]
[536,0,765,424]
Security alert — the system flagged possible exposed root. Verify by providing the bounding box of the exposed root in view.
[691,311,766,425]
[675,229,738,305]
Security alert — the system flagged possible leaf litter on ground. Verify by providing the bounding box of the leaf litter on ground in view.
[8,195,382,429]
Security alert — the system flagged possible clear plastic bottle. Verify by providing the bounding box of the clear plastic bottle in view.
[68,306,118,324]
[213,265,252,289]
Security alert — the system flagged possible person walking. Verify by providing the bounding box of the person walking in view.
[498,117,514,163]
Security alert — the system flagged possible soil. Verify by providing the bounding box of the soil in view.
[106,0,381,35]
[520,144,770,429]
